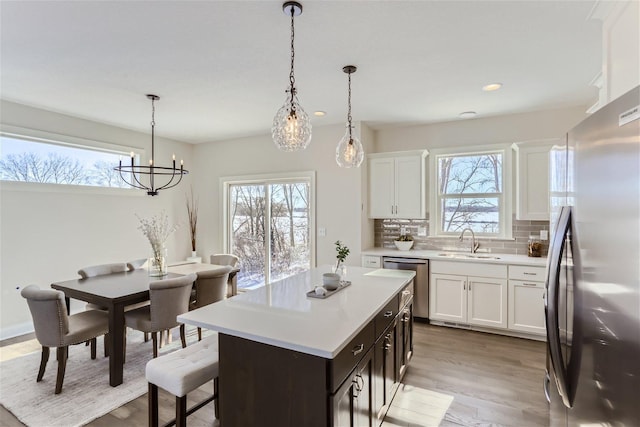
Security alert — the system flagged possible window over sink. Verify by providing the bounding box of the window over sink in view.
[430,145,512,239]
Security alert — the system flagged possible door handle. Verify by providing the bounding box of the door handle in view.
[384,310,394,317]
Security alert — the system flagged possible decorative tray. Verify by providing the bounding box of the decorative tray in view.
[306,281,351,299]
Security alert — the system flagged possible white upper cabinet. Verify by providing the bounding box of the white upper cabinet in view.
[368,150,428,219]
[512,140,558,221]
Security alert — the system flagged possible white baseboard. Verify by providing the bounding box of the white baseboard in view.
[0,321,34,341]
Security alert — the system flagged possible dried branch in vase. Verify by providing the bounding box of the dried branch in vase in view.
[186,188,199,252]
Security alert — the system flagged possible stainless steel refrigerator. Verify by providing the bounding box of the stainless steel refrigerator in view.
[544,86,639,426]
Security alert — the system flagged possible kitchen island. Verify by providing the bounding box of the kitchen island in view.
[178,266,415,426]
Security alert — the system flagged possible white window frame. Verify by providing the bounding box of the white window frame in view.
[429,144,513,239]
[0,125,143,194]
[221,171,316,286]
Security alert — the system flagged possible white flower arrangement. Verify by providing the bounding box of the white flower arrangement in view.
[136,211,179,274]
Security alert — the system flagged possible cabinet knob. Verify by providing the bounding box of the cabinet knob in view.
[384,310,394,318]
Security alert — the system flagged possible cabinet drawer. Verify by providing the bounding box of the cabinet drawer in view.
[431,260,507,278]
[362,255,382,268]
[509,265,546,282]
[375,295,399,337]
[330,321,375,393]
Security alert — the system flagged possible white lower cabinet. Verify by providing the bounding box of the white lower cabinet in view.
[430,261,508,329]
[508,265,547,336]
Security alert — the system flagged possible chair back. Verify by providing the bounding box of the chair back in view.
[126,258,147,271]
[210,254,239,267]
[193,266,232,309]
[21,285,68,347]
[78,263,128,278]
[149,273,197,331]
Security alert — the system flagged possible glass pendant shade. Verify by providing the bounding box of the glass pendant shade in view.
[272,93,312,151]
[336,124,364,168]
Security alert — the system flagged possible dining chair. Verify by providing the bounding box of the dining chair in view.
[210,254,239,297]
[21,285,109,394]
[209,254,239,267]
[124,273,197,358]
[190,266,232,341]
[78,262,149,349]
[126,258,148,271]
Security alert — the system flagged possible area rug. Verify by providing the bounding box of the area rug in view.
[0,329,203,427]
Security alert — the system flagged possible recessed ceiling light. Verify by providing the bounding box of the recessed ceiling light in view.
[459,111,477,119]
[482,83,503,91]
[314,111,326,117]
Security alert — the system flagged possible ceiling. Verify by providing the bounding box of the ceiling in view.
[0,1,602,144]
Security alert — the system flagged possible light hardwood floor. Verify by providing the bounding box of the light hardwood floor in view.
[0,323,549,426]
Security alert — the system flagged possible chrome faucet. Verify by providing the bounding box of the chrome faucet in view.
[459,228,479,253]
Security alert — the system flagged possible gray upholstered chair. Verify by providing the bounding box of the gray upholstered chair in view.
[209,254,239,267]
[78,263,129,311]
[78,262,150,347]
[124,273,197,358]
[126,258,148,271]
[210,254,239,297]
[190,266,232,341]
[21,285,109,394]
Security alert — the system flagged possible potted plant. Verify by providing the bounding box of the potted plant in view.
[186,188,198,258]
[334,240,350,275]
[394,233,414,251]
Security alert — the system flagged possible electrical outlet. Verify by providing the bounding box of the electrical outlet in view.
[318,227,326,237]
[400,226,407,235]
[417,227,427,237]
[540,230,548,241]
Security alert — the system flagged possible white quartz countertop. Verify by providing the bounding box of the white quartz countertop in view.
[362,247,548,267]
[177,266,415,358]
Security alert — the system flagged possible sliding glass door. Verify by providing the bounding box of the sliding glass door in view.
[225,173,314,290]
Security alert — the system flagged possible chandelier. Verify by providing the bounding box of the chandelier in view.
[336,65,364,168]
[114,94,188,196]
[272,1,312,151]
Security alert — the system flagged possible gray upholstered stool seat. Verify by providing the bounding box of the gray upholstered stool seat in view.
[146,334,219,426]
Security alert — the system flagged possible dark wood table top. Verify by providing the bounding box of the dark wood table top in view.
[51,269,182,304]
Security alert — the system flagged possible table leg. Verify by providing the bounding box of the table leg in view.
[108,304,125,386]
[64,297,71,315]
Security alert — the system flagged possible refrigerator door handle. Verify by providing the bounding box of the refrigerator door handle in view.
[545,206,572,408]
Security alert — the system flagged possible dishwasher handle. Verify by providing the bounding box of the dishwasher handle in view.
[383,257,427,265]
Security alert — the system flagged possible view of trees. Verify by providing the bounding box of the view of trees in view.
[0,152,128,187]
[438,153,503,234]
[229,181,310,289]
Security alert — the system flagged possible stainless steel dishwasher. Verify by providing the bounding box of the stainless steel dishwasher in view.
[382,257,429,320]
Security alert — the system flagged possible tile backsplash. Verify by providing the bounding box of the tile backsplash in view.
[374,214,549,256]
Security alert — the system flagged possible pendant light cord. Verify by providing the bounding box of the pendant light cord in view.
[288,7,297,111]
[150,97,156,164]
[347,71,353,142]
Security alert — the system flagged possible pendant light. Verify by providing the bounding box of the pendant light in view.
[272,1,312,151]
[336,65,364,168]
[114,94,188,196]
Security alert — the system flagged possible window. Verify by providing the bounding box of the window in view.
[0,127,135,189]
[223,172,315,290]
[431,146,512,238]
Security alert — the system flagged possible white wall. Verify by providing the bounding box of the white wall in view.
[374,106,588,152]
[191,122,372,271]
[0,101,194,338]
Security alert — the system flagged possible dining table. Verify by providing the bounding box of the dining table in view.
[50,262,240,387]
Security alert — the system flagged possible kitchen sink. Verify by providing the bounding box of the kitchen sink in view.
[437,253,501,260]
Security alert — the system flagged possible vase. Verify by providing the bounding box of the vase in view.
[149,244,168,277]
[334,261,347,278]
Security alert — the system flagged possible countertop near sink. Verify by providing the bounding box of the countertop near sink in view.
[362,247,548,267]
